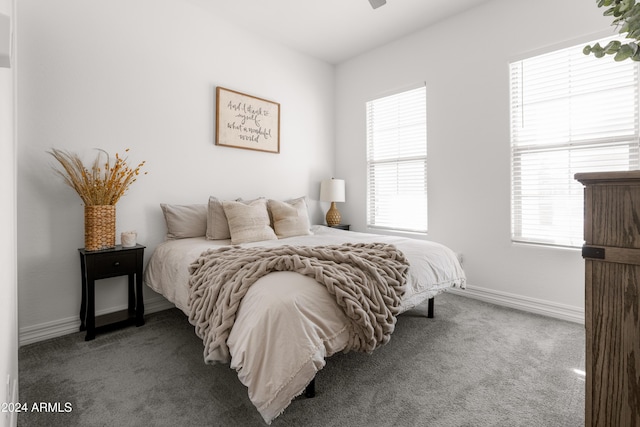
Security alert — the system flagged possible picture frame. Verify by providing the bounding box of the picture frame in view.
[215,87,280,154]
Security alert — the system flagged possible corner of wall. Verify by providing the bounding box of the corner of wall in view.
[0,0,18,425]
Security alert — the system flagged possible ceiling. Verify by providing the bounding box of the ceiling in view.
[191,0,493,64]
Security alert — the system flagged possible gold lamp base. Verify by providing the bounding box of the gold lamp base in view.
[325,202,341,226]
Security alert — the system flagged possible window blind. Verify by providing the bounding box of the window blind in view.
[366,85,427,233]
[510,36,640,247]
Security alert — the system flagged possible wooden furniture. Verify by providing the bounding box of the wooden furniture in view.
[78,244,145,341]
[328,224,350,231]
[575,171,640,427]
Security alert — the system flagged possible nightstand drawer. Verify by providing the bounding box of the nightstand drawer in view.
[90,252,137,279]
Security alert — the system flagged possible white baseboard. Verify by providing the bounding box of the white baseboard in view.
[19,295,175,346]
[448,285,584,324]
[19,287,584,346]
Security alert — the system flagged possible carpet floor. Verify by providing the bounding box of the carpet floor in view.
[18,292,585,427]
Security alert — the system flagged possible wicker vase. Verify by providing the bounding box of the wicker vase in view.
[84,205,116,251]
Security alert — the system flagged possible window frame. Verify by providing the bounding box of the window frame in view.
[509,35,640,248]
[365,84,428,234]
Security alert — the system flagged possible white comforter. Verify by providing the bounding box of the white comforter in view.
[144,225,465,423]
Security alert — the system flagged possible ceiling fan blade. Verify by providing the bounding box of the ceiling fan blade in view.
[368,0,386,9]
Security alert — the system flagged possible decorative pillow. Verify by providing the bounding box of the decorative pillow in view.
[160,203,207,239]
[206,197,265,240]
[206,197,231,240]
[268,197,312,238]
[222,199,277,244]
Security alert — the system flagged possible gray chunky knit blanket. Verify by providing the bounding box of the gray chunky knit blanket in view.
[187,242,409,363]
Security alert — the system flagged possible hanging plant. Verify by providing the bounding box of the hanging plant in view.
[584,0,640,61]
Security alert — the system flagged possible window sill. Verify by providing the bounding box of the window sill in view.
[366,227,428,240]
[511,239,582,252]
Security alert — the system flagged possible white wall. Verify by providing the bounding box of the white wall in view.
[335,0,615,321]
[17,0,335,341]
[16,0,617,342]
[0,0,17,424]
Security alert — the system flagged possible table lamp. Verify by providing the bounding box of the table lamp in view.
[320,178,345,226]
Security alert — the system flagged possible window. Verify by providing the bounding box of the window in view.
[366,85,427,233]
[510,36,640,247]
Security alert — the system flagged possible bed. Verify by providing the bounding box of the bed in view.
[143,198,466,424]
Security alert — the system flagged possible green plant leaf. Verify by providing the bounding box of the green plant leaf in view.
[587,0,640,61]
[619,0,633,12]
[614,43,634,60]
[629,41,640,57]
[604,40,622,53]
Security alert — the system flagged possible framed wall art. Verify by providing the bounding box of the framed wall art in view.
[215,87,280,154]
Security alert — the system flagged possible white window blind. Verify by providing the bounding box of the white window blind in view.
[366,85,427,233]
[510,36,640,247]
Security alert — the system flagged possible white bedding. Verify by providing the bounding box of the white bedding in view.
[144,225,465,423]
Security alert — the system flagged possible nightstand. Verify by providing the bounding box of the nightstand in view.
[78,244,145,341]
[329,224,350,231]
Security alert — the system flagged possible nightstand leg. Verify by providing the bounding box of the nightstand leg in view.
[135,271,145,327]
[85,278,96,341]
[127,274,135,315]
[79,254,87,331]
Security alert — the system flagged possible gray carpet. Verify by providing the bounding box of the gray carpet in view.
[18,292,585,427]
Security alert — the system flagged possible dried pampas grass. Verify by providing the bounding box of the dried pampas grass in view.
[48,148,146,206]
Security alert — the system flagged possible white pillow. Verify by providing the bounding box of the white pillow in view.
[206,197,266,240]
[206,197,231,240]
[160,203,207,239]
[268,197,312,238]
[222,199,277,244]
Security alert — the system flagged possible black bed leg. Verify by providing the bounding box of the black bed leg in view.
[305,378,315,398]
[427,297,434,318]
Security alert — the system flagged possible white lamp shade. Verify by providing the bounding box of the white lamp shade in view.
[320,179,345,202]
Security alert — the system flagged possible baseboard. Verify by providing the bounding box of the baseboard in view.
[448,285,584,324]
[19,295,175,347]
[20,287,584,345]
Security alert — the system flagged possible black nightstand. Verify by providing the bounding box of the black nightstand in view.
[328,224,350,230]
[78,244,145,341]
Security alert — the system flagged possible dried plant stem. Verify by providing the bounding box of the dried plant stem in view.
[48,148,146,206]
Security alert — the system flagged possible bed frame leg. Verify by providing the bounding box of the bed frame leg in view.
[305,378,315,398]
[304,298,433,401]
[427,297,434,318]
